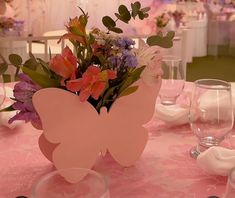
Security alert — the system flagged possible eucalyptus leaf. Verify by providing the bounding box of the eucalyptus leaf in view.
[9,54,23,66]
[118,5,131,23]
[115,13,127,23]
[102,16,116,28]
[22,66,60,88]
[132,1,141,10]
[141,7,151,13]
[166,31,175,39]
[147,35,173,48]
[118,86,138,98]
[143,13,149,18]
[109,26,123,34]
[138,11,145,20]
[131,3,139,18]
[0,62,8,75]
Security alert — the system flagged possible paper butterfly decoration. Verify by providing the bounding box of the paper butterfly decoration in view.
[33,80,161,181]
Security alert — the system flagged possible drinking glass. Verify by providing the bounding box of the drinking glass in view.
[159,55,185,105]
[189,79,234,159]
[32,168,109,198]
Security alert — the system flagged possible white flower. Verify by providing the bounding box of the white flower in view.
[134,39,162,85]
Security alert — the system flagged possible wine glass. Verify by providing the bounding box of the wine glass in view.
[159,55,185,105]
[32,168,109,198]
[189,79,234,159]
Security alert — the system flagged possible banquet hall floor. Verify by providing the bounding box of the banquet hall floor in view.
[187,55,235,82]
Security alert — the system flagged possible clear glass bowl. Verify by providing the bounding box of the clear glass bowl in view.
[32,168,109,198]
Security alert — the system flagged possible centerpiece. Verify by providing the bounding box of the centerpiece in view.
[0,1,174,179]
[0,17,24,36]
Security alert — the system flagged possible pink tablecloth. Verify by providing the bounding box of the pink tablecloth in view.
[0,84,231,198]
[0,117,229,198]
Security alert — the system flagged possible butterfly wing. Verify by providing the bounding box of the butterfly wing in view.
[33,88,104,180]
[106,80,161,166]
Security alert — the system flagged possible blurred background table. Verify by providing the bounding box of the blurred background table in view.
[208,20,235,57]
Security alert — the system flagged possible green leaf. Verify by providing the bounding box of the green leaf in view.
[9,54,23,66]
[146,35,174,48]
[96,53,106,66]
[21,66,60,88]
[131,3,139,18]
[23,58,38,71]
[70,26,84,36]
[2,74,11,83]
[130,66,146,82]
[143,13,149,18]
[118,66,145,95]
[118,86,138,98]
[166,31,175,39]
[102,16,116,28]
[89,33,95,44]
[36,58,52,75]
[0,62,8,75]
[132,1,141,10]
[141,7,151,13]
[0,105,15,112]
[138,11,145,20]
[29,51,37,60]
[109,26,123,34]
[103,86,116,102]
[118,77,133,94]
[79,14,88,27]
[118,5,131,23]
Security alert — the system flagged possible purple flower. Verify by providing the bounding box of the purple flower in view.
[8,73,42,129]
[116,37,135,49]
[122,50,138,68]
[109,56,122,68]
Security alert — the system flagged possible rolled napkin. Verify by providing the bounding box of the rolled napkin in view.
[154,103,189,126]
[197,146,235,176]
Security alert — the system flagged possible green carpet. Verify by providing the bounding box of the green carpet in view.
[186,55,235,82]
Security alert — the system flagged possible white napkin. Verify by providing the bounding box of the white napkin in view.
[0,87,23,129]
[197,146,235,176]
[155,83,235,126]
[154,103,189,126]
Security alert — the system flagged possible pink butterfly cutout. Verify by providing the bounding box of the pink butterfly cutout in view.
[33,80,161,181]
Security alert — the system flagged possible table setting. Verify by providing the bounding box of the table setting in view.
[0,1,235,198]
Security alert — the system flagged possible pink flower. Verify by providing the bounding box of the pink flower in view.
[49,47,77,79]
[66,66,116,102]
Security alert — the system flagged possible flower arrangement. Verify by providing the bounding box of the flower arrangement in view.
[0,17,15,30]
[0,1,174,129]
[0,16,24,35]
[170,10,185,28]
